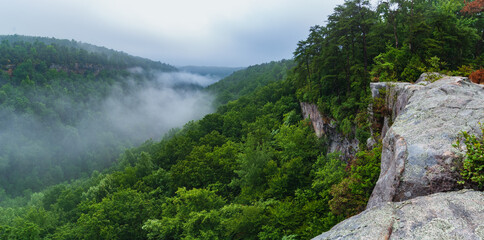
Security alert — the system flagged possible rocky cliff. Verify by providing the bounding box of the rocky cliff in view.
[300,102,359,160]
[313,75,484,239]
[367,76,484,208]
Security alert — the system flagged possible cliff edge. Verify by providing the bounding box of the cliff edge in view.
[313,75,484,239]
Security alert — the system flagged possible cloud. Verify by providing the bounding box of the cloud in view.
[155,72,219,87]
[0,0,346,67]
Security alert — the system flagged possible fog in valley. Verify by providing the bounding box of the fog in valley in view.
[0,71,216,195]
[98,71,215,142]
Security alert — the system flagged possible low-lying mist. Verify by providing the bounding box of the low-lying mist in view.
[0,71,215,196]
[95,71,214,142]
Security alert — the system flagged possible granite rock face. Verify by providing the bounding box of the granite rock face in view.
[367,76,484,208]
[313,190,484,240]
[300,102,359,160]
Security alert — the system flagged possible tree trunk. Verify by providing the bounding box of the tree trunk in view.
[409,0,415,51]
[392,12,399,48]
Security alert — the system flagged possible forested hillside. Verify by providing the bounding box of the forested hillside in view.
[0,36,182,197]
[0,35,175,72]
[207,60,295,105]
[0,0,482,239]
[1,59,348,239]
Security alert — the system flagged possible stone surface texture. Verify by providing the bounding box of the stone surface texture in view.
[313,190,484,240]
[367,76,484,208]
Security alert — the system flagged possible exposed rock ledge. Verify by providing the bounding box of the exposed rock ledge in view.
[367,76,484,208]
[312,190,484,240]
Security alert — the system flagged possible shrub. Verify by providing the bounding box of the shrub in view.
[469,69,484,84]
[455,124,484,189]
[452,65,474,77]
[329,143,382,217]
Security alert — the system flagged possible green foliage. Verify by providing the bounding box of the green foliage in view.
[453,65,475,77]
[0,60,357,239]
[370,46,410,82]
[293,0,483,127]
[142,187,226,240]
[231,136,276,201]
[312,152,346,194]
[416,56,447,82]
[424,56,445,73]
[455,124,484,189]
[401,55,424,82]
[340,117,353,137]
[76,189,151,240]
[0,35,176,72]
[329,143,382,217]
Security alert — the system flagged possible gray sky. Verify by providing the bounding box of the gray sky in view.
[1,0,346,67]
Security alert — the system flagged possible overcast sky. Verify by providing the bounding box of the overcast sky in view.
[1,0,347,67]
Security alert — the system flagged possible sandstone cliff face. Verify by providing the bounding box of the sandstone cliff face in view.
[313,190,484,240]
[367,76,484,208]
[300,102,359,160]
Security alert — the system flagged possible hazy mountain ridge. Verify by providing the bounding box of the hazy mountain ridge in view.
[0,35,176,71]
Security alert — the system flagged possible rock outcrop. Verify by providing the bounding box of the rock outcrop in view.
[312,190,484,240]
[367,76,484,208]
[300,102,326,138]
[300,102,359,160]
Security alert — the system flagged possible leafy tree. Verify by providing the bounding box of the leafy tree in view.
[76,189,151,240]
[143,187,225,240]
[231,135,277,202]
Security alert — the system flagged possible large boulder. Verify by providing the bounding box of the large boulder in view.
[312,190,484,240]
[367,76,484,208]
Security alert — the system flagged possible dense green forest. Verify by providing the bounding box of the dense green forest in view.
[0,0,483,239]
[0,36,180,197]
